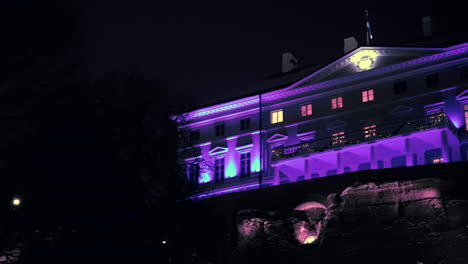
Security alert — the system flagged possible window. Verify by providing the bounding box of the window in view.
[190,130,200,142]
[240,118,251,130]
[394,81,407,94]
[362,89,374,102]
[331,131,345,145]
[425,148,443,165]
[363,125,376,138]
[271,109,283,124]
[331,97,343,109]
[432,158,443,164]
[240,152,251,177]
[301,104,313,116]
[426,73,439,87]
[215,124,225,137]
[464,104,468,131]
[188,163,200,183]
[214,158,225,182]
[460,66,468,80]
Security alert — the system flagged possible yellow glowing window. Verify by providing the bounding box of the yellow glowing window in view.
[271,109,283,124]
[301,104,312,117]
[432,158,443,164]
[363,125,376,138]
[362,89,374,102]
[464,104,468,131]
[331,97,343,109]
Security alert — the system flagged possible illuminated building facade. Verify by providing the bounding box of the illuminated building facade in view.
[177,43,468,199]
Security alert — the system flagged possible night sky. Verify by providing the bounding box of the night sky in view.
[75,0,457,110]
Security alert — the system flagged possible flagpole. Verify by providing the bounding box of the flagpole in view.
[366,9,370,46]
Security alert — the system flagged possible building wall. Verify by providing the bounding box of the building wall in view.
[178,44,468,199]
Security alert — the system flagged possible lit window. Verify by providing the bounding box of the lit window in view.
[331,97,343,109]
[301,104,313,117]
[465,104,468,131]
[331,131,345,145]
[271,109,283,124]
[362,89,374,102]
[240,152,251,177]
[215,124,224,137]
[432,158,443,164]
[363,125,376,138]
[214,158,225,182]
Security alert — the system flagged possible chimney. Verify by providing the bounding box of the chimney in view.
[421,16,432,37]
[282,52,298,73]
[344,37,359,54]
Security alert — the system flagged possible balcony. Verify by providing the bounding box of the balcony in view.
[271,112,458,162]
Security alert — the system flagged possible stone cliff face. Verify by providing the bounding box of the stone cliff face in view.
[235,178,468,264]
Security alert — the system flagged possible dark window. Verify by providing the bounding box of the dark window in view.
[311,173,320,178]
[190,130,200,142]
[214,158,225,182]
[240,118,250,130]
[413,153,418,165]
[377,160,384,169]
[326,169,337,176]
[426,73,439,88]
[188,163,200,183]
[460,66,468,80]
[296,176,305,181]
[391,156,407,168]
[344,167,352,173]
[394,81,407,94]
[215,124,225,137]
[358,163,371,171]
[240,152,251,177]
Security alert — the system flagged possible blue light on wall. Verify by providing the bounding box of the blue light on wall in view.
[226,160,237,178]
[199,172,212,183]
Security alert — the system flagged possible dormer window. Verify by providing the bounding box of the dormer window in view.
[464,104,468,131]
[271,109,283,124]
[363,125,376,138]
[331,97,343,109]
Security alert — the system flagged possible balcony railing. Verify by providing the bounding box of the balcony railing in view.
[271,112,457,161]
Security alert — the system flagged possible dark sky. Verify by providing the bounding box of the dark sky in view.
[75,0,455,110]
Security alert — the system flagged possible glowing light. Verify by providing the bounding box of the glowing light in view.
[304,235,317,244]
[251,158,261,172]
[225,160,237,178]
[12,198,21,206]
[162,240,167,244]
[199,172,212,183]
[350,50,378,71]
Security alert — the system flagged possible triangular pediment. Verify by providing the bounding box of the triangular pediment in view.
[289,46,444,89]
[267,133,288,143]
[389,105,414,115]
[209,146,228,155]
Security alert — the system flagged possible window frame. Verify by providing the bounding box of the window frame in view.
[331,131,345,145]
[213,157,225,182]
[214,123,225,137]
[271,109,284,124]
[239,152,251,177]
[301,103,313,117]
[362,89,374,102]
[240,117,251,130]
[331,97,343,109]
[363,125,376,138]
